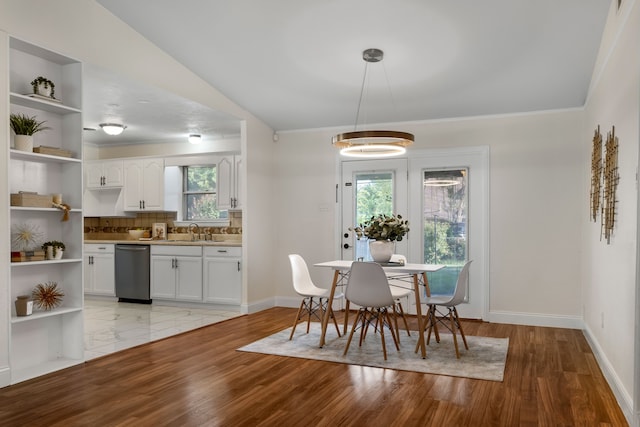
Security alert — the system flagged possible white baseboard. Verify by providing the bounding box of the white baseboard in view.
[583,324,634,426]
[487,310,583,329]
[0,366,10,388]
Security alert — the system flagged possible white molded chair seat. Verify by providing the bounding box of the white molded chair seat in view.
[343,261,399,360]
[288,254,343,340]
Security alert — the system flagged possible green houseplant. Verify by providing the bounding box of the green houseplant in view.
[351,214,410,263]
[42,240,65,260]
[30,76,55,99]
[9,113,51,152]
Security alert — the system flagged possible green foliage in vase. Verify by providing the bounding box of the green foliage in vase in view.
[30,76,55,98]
[9,113,51,135]
[351,214,409,242]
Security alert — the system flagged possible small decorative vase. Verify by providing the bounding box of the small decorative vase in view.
[54,249,64,260]
[15,295,33,316]
[36,82,52,98]
[45,246,54,260]
[14,135,33,152]
[369,240,395,263]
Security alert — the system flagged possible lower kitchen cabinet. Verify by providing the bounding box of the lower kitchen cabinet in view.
[151,245,203,301]
[84,244,115,296]
[203,246,242,305]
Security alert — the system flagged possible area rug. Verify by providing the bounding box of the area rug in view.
[238,322,509,382]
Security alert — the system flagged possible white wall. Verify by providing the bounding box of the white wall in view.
[274,109,584,328]
[582,0,639,422]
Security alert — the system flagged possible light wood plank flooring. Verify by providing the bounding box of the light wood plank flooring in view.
[0,307,628,426]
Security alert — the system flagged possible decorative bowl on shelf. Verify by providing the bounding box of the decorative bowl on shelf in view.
[128,229,145,239]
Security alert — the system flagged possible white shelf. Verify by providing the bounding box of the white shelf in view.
[11,258,83,267]
[10,149,81,163]
[11,206,82,213]
[10,358,84,384]
[10,92,81,114]
[11,306,82,324]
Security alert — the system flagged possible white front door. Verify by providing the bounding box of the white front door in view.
[340,159,408,261]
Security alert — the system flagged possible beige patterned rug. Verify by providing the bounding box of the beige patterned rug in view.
[238,322,508,382]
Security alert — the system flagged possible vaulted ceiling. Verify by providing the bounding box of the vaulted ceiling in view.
[86,0,610,145]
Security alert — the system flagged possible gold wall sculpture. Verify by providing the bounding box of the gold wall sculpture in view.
[601,126,619,244]
[590,125,602,222]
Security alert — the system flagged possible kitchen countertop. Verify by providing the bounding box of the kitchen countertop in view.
[84,239,241,247]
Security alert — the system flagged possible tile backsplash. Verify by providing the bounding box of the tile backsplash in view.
[84,211,242,241]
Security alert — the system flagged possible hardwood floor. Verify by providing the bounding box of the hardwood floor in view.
[0,307,628,426]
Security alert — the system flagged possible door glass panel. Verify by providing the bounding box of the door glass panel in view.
[423,169,468,295]
[354,171,393,261]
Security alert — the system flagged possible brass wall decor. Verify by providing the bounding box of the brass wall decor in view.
[590,125,602,222]
[602,126,619,244]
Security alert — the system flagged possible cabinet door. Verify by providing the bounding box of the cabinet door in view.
[217,156,233,210]
[175,256,203,301]
[234,156,243,209]
[123,160,144,210]
[203,257,241,304]
[142,158,164,210]
[151,256,176,299]
[102,160,124,187]
[92,253,115,295]
[85,162,104,189]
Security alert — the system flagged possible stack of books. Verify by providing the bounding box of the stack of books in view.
[11,250,45,262]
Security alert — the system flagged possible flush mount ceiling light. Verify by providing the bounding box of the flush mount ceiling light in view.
[332,48,414,158]
[99,123,126,136]
[188,134,202,144]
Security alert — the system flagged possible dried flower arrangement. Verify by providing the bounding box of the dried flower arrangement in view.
[32,281,64,310]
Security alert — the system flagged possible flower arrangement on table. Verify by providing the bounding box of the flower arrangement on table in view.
[351,214,410,241]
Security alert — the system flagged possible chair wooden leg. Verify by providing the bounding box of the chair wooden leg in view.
[396,301,411,336]
[453,307,468,350]
[384,309,400,351]
[343,300,350,335]
[343,310,363,356]
[330,307,341,337]
[306,297,314,334]
[378,309,387,360]
[289,299,306,340]
[449,309,460,359]
[391,303,400,340]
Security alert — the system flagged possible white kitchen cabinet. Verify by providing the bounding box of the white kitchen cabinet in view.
[151,246,203,301]
[6,37,84,385]
[123,158,164,211]
[83,244,115,296]
[203,246,242,305]
[217,155,242,210]
[85,160,123,189]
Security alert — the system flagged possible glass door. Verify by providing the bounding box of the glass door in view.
[422,169,468,296]
[341,159,408,261]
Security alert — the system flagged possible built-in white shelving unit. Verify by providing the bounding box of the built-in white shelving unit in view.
[7,37,84,384]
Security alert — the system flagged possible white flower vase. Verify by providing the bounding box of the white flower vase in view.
[54,249,64,260]
[14,135,33,152]
[36,82,52,98]
[369,240,395,263]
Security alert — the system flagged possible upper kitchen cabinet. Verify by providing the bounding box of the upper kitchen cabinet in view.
[217,155,242,210]
[7,37,85,384]
[85,159,123,189]
[123,158,164,211]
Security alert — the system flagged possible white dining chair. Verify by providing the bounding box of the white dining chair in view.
[419,260,473,358]
[288,254,342,340]
[343,261,399,360]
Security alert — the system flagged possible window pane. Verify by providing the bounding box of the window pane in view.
[186,194,224,220]
[423,169,468,296]
[187,166,216,192]
[354,171,393,261]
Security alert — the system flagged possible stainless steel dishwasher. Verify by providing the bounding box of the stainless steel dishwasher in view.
[115,244,151,303]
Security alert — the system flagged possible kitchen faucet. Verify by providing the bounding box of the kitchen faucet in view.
[188,223,200,241]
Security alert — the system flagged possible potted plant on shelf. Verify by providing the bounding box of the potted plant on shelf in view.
[30,76,55,99]
[9,113,51,152]
[351,214,410,263]
[42,240,65,260]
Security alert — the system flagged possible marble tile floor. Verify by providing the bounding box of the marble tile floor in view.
[84,298,242,360]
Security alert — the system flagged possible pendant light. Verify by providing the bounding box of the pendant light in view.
[332,48,414,157]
